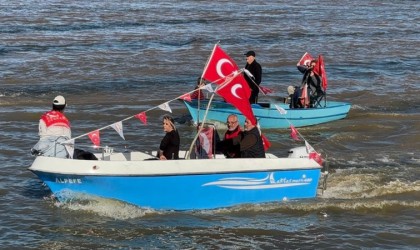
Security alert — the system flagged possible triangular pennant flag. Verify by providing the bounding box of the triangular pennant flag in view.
[88,130,100,147]
[158,102,172,113]
[180,93,192,102]
[274,104,287,115]
[290,125,300,141]
[204,83,214,93]
[260,86,273,95]
[261,134,271,151]
[64,139,75,159]
[305,140,323,165]
[305,140,315,153]
[111,121,125,140]
[135,112,147,125]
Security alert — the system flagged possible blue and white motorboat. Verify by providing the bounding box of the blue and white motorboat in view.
[29,147,326,210]
[182,99,351,129]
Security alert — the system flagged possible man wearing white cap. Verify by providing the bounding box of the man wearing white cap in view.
[31,95,71,158]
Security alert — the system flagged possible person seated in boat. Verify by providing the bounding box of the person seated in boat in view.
[286,85,304,109]
[31,95,97,160]
[297,59,324,107]
[157,115,180,160]
[232,118,265,158]
[216,114,242,158]
[31,95,72,158]
[190,77,206,100]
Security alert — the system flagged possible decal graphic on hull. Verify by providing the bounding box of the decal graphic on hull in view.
[202,172,312,190]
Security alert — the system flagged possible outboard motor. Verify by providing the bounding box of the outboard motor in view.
[287,146,309,159]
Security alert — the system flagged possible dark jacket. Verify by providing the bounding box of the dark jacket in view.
[297,65,322,94]
[244,60,262,103]
[158,130,180,159]
[216,126,242,158]
[233,126,265,158]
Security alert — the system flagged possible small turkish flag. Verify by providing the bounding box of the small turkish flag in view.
[297,52,314,66]
[290,125,300,141]
[261,134,271,151]
[135,112,147,125]
[88,130,100,146]
[180,93,192,102]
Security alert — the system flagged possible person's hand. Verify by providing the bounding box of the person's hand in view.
[159,155,167,160]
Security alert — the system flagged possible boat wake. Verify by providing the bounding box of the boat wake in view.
[50,190,161,219]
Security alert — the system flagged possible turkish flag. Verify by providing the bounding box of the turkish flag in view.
[261,134,271,151]
[135,112,147,125]
[180,92,192,102]
[290,125,300,141]
[88,130,100,146]
[260,85,273,95]
[202,44,240,85]
[297,52,314,66]
[216,72,256,125]
[313,55,328,91]
[300,84,310,107]
[198,127,214,158]
[305,140,323,165]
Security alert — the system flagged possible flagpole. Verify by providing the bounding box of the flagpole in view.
[197,43,219,126]
[186,71,234,159]
[185,92,216,159]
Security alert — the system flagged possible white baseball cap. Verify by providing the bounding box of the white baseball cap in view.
[53,95,66,105]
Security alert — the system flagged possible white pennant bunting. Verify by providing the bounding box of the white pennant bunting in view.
[274,104,287,115]
[305,140,315,153]
[111,121,125,140]
[158,102,172,113]
[64,139,75,159]
[203,84,214,93]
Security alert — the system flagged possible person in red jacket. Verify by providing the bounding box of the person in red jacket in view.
[31,95,71,158]
[216,114,242,158]
[32,96,97,160]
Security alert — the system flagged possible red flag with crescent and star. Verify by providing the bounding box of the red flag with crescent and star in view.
[88,130,100,146]
[202,44,240,85]
[179,92,192,102]
[297,52,314,66]
[216,72,256,125]
[290,125,300,141]
[261,134,271,151]
[135,112,147,125]
[313,54,328,91]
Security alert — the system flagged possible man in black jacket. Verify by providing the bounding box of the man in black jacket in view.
[232,118,265,158]
[244,50,262,104]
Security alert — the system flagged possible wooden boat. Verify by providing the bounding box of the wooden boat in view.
[182,99,351,129]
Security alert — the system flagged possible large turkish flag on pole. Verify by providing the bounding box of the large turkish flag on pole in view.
[215,72,256,125]
[202,44,240,85]
[313,55,328,91]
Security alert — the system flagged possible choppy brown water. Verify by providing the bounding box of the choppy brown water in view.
[0,0,419,249]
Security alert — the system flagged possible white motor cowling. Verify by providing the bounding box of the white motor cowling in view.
[287,146,309,159]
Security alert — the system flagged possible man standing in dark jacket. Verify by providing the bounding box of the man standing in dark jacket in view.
[244,50,262,104]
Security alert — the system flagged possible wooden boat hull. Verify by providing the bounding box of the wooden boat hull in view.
[29,150,322,210]
[182,100,351,128]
